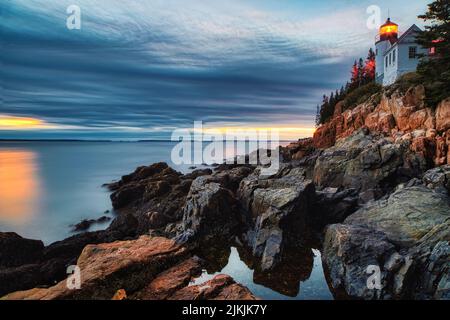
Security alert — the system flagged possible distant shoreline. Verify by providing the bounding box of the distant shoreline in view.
[0,139,297,143]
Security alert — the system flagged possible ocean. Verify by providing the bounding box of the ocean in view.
[0,140,332,300]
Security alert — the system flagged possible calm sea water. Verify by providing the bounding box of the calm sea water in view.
[0,141,333,300]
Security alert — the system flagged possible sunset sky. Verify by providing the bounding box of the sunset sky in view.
[1,0,430,140]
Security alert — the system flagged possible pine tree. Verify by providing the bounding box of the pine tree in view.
[350,60,359,89]
[319,94,333,124]
[315,104,320,127]
[364,48,376,83]
[416,0,450,107]
[358,58,365,87]
[329,92,335,108]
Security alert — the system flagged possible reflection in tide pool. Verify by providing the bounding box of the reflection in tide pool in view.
[192,247,333,300]
[0,150,40,223]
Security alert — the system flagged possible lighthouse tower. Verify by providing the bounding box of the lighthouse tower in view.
[375,18,398,84]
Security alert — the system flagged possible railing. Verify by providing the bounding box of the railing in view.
[375,31,404,43]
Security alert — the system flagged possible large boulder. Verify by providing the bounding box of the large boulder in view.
[179,176,241,241]
[211,166,254,192]
[282,138,315,160]
[107,163,237,237]
[2,236,257,301]
[322,175,450,300]
[313,188,359,226]
[345,185,450,247]
[131,256,203,300]
[323,224,397,300]
[0,233,44,268]
[314,129,428,202]
[109,163,182,209]
[238,165,315,270]
[169,274,257,300]
[0,213,138,296]
[0,233,45,296]
[0,264,44,297]
[422,165,450,193]
[2,236,189,300]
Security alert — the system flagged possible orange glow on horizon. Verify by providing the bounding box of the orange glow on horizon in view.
[195,126,316,140]
[0,150,40,223]
[0,115,46,129]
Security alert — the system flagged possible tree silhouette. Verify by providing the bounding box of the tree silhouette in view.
[416,0,450,107]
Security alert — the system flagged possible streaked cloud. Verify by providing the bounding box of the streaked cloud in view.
[0,0,430,139]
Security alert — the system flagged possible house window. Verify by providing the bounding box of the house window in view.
[393,49,396,63]
[409,46,417,59]
[376,49,378,55]
[389,53,392,65]
[385,56,388,68]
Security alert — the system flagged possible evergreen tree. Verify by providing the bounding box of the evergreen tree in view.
[319,94,334,124]
[364,48,376,83]
[358,58,365,87]
[329,92,335,108]
[316,48,380,124]
[315,104,320,127]
[416,0,450,106]
[350,60,359,89]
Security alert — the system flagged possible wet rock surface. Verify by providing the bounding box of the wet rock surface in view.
[323,224,397,300]
[178,176,241,242]
[70,216,111,232]
[0,233,44,268]
[2,87,449,300]
[314,129,428,202]
[238,165,315,270]
[345,184,450,247]
[169,274,257,300]
[322,172,450,299]
[2,236,256,301]
[0,213,138,296]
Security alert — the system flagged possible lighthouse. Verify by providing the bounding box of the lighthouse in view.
[375,17,428,86]
[375,18,398,84]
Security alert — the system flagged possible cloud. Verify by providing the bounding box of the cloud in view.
[0,0,430,139]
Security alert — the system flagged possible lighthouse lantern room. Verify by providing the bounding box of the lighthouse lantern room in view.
[375,17,427,86]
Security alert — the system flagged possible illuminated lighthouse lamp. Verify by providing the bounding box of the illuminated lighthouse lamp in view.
[379,18,399,43]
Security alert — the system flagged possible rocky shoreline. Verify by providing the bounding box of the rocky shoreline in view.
[1,86,449,300]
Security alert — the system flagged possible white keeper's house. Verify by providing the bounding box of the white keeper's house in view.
[375,18,429,86]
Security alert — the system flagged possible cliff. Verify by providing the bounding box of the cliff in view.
[312,85,450,166]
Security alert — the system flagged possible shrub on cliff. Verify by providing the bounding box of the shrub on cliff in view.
[384,72,423,97]
[342,82,382,111]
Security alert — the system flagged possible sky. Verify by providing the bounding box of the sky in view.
[0,0,430,140]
